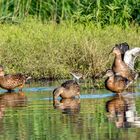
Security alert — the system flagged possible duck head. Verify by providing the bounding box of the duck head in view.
[104,69,114,78]
[112,46,122,56]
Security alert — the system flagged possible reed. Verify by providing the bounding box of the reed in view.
[0,18,139,80]
[0,0,139,26]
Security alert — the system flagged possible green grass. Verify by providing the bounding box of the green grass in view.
[0,0,140,26]
[0,18,139,80]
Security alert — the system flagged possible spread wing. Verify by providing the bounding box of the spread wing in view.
[124,47,140,70]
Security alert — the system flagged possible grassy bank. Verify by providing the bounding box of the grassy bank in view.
[0,18,140,80]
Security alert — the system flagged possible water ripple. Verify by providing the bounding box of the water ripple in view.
[28,93,116,101]
[0,86,56,93]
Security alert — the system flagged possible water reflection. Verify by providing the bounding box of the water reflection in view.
[0,92,27,118]
[0,80,139,139]
[53,98,80,115]
[53,98,82,136]
[106,88,140,128]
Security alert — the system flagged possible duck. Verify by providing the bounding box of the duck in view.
[0,65,31,92]
[111,46,136,82]
[53,80,80,99]
[104,69,130,95]
[114,42,140,79]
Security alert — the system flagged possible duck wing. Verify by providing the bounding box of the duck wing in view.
[4,74,26,83]
[124,47,140,70]
[115,75,129,83]
[61,80,79,89]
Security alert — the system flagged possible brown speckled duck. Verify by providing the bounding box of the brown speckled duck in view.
[53,80,80,99]
[104,69,129,95]
[111,46,135,82]
[0,65,31,92]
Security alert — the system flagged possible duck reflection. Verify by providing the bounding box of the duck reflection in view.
[0,92,27,118]
[53,97,83,135]
[106,95,126,128]
[53,98,80,115]
[106,91,139,128]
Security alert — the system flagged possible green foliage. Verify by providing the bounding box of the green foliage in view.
[0,0,140,25]
[0,19,139,79]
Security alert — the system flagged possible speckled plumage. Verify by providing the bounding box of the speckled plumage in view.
[105,70,129,94]
[53,80,80,99]
[0,66,31,91]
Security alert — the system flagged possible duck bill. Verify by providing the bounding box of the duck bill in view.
[103,74,107,78]
[109,47,114,55]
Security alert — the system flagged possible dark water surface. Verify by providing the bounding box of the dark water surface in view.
[0,80,140,140]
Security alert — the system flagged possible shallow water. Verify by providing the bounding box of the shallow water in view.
[0,80,140,140]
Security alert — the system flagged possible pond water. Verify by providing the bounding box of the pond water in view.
[0,79,140,140]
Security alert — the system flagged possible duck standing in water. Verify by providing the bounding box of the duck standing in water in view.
[0,65,31,92]
[104,69,130,95]
[53,80,80,99]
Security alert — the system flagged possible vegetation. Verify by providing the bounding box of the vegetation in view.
[0,0,140,26]
[0,1,139,80]
[0,2,140,139]
[0,19,139,80]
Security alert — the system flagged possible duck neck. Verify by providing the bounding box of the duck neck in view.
[115,53,122,59]
[114,54,123,65]
[0,75,4,84]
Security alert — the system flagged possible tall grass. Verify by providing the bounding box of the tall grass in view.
[0,18,139,79]
[0,0,140,25]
